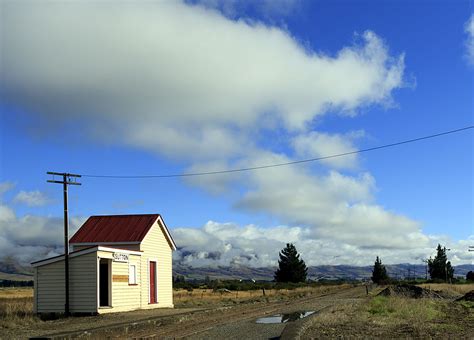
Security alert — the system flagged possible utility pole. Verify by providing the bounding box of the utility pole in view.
[445,247,451,284]
[47,172,81,316]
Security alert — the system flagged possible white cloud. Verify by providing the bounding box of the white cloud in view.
[1,1,404,161]
[191,0,302,21]
[13,190,51,207]
[183,160,242,194]
[231,150,428,250]
[173,220,473,267]
[0,183,470,269]
[0,206,84,268]
[0,183,83,268]
[2,2,453,270]
[0,182,15,196]
[0,205,15,223]
[465,14,474,65]
[292,130,365,169]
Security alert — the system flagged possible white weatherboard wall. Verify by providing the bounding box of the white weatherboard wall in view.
[140,220,174,308]
[34,252,97,313]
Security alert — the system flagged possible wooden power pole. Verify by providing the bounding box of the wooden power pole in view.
[47,172,81,316]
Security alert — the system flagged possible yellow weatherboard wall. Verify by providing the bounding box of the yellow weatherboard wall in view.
[139,219,174,308]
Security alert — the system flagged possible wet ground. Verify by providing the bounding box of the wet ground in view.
[256,311,315,324]
[182,287,367,340]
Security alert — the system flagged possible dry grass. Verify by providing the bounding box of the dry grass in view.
[304,284,474,339]
[0,287,34,299]
[0,296,38,329]
[173,284,348,307]
[417,283,474,295]
[0,285,346,329]
[0,288,37,329]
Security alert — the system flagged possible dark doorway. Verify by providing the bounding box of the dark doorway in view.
[99,259,110,307]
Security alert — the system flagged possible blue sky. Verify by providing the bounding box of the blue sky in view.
[0,0,473,268]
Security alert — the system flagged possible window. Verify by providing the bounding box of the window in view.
[129,264,137,285]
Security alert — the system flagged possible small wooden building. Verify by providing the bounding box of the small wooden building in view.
[32,214,177,314]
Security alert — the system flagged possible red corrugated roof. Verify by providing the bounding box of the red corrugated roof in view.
[70,214,160,244]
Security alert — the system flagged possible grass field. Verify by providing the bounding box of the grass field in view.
[417,283,474,295]
[0,285,346,329]
[173,284,347,307]
[304,283,474,339]
[0,288,37,330]
[1,283,473,336]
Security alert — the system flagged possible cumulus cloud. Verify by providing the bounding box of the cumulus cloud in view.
[13,190,51,207]
[0,210,84,268]
[190,0,302,21]
[0,182,15,196]
[183,160,242,194]
[1,1,404,161]
[292,130,365,169]
[465,14,474,65]
[232,150,428,250]
[173,220,473,267]
[2,2,453,269]
[0,184,83,268]
[0,182,471,269]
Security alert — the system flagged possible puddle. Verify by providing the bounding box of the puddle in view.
[256,311,315,324]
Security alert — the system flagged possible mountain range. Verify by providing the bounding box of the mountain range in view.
[173,263,474,281]
[1,260,472,282]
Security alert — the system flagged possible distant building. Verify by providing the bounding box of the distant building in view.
[32,214,176,314]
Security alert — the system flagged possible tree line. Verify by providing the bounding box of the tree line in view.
[273,243,472,284]
[174,243,472,286]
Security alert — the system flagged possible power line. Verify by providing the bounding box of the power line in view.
[81,125,473,179]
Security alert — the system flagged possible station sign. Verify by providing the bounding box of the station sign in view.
[113,252,129,263]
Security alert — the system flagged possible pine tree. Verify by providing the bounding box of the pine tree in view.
[428,244,454,282]
[466,271,474,282]
[371,256,389,284]
[274,243,307,283]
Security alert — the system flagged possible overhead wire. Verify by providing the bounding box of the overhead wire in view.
[81,125,473,179]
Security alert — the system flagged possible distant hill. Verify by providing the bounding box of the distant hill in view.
[0,257,34,279]
[1,260,472,282]
[0,271,33,282]
[173,263,474,281]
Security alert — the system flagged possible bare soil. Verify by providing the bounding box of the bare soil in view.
[378,284,443,299]
[457,290,474,301]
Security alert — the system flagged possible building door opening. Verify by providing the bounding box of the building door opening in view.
[99,259,110,307]
[149,261,157,304]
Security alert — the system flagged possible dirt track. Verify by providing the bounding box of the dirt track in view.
[5,285,471,339]
[3,286,358,339]
[2,285,370,339]
[127,286,368,339]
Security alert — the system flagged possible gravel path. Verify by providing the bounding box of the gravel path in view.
[186,287,367,340]
[13,286,366,339]
[125,286,368,339]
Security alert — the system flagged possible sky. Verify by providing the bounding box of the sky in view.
[0,0,473,270]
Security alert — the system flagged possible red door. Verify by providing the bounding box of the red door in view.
[149,261,157,304]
